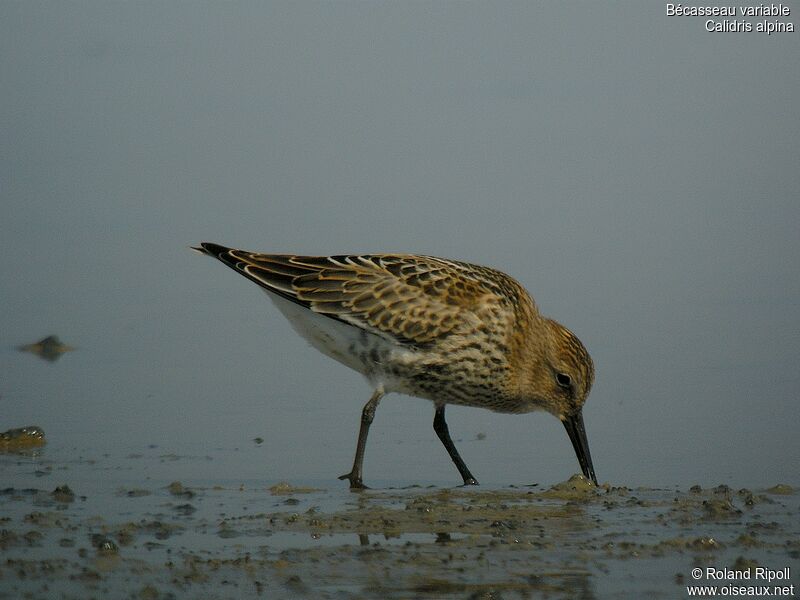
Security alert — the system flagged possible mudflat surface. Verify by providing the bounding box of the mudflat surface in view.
[1,445,797,599]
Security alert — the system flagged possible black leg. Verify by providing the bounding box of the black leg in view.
[433,405,478,486]
[339,389,383,489]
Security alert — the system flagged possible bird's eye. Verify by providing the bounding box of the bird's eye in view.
[556,373,572,388]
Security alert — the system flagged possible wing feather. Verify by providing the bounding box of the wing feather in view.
[196,243,534,346]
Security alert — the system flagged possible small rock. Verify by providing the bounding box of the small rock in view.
[0,426,46,451]
[733,556,760,571]
[173,503,197,515]
[688,536,721,550]
[17,335,74,362]
[139,585,160,600]
[268,482,319,495]
[167,481,195,499]
[91,534,119,555]
[51,485,75,503]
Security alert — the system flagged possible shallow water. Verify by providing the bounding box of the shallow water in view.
[2,442,797,599]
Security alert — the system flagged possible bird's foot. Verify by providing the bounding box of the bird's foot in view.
[460,477,479,486]
[338,471,369,490]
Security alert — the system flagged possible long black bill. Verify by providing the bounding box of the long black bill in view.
[561,411,597,485]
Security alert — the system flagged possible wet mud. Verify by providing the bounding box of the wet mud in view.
[1,449,797,599]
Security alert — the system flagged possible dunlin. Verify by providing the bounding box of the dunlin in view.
[194,243,597,488]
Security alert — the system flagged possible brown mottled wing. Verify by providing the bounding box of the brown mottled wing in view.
[195,243,531,346]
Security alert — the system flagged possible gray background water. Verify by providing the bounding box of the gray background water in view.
[2,2,798,489]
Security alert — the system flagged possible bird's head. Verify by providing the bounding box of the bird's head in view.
[527,318,597,484]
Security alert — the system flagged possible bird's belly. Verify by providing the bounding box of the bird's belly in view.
[265,293,527,412]
[266,292,408,387]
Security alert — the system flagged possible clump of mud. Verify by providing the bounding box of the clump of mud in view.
[17,335,74,362]
[0,425,46,452]
[268,482,322,496]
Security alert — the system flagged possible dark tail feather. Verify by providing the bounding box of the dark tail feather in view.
[191,242,233,257]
